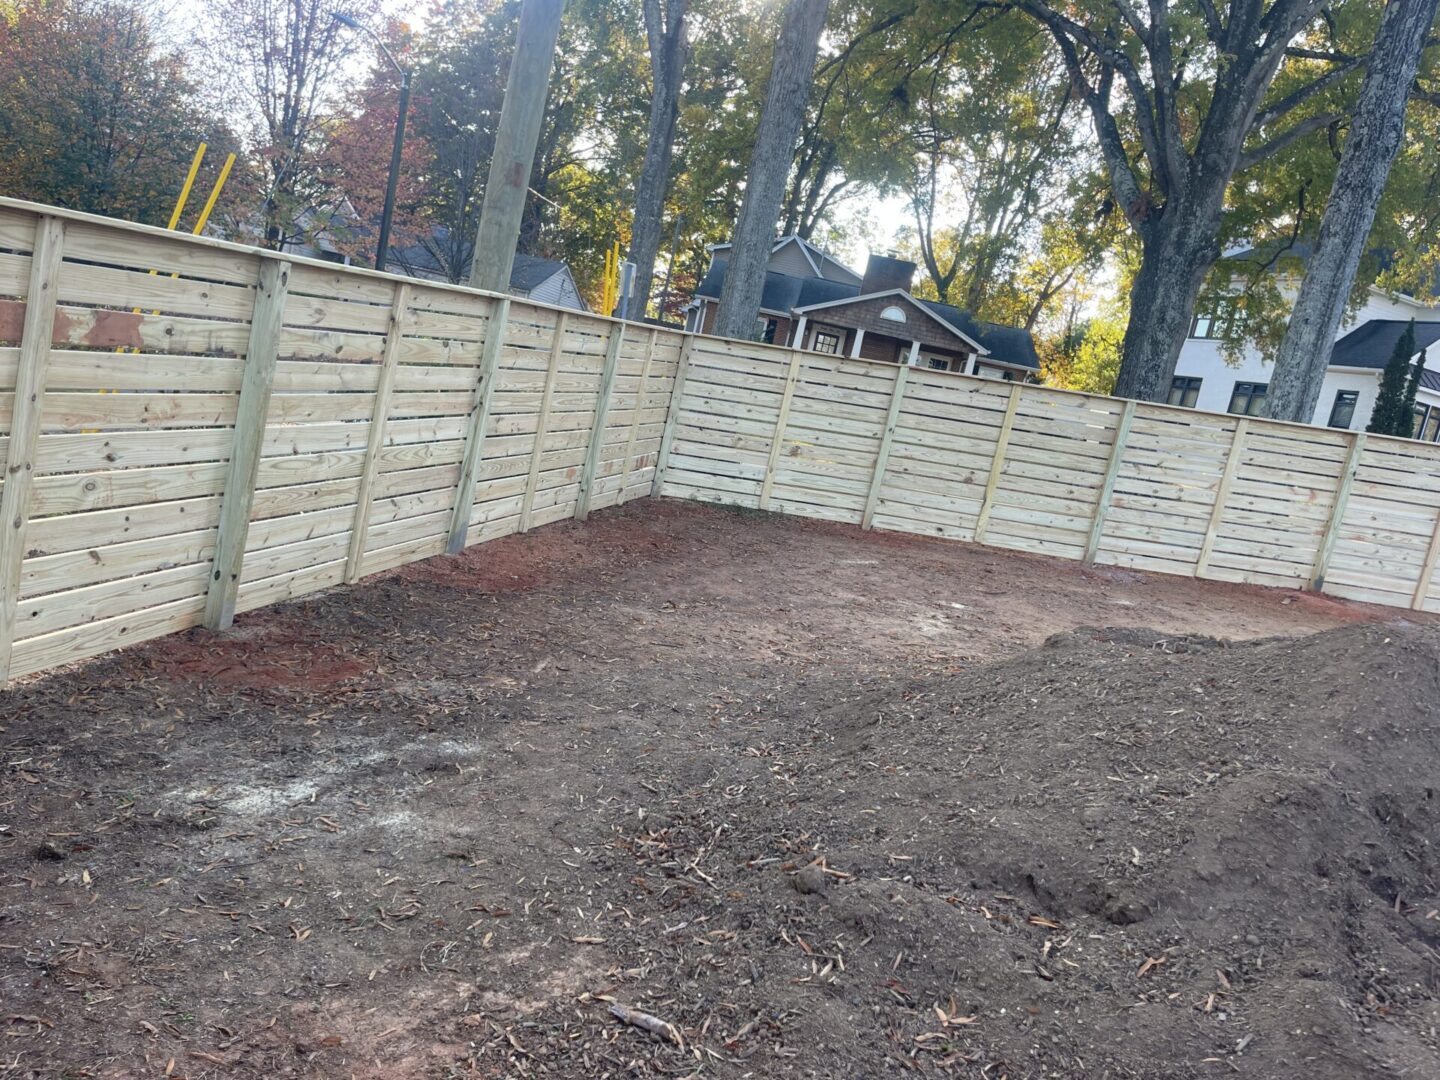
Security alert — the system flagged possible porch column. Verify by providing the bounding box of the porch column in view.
[906,339,920,367]
[965,353,979,376]
[792,315,808,350]
[850,327,866,359]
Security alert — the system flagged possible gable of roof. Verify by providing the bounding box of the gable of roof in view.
[794,289,990,354]
[509,251,566,291]
[1329,319,1440,368]
[706,235,862,285]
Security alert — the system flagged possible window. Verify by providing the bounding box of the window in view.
[1190,297,1236,339]
[926,356,949,370]
[813,328,841,354]
[880,305,907,323]
[1168,376,1202,408]
[755,317,778,345]
[1327,390,1358,430]
[1424,408,1440,443]
[1413,405,1429,439]
[1228,381,1268,416]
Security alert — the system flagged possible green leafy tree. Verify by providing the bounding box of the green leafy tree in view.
[0,0,234,224]
[1368,320,1416,435]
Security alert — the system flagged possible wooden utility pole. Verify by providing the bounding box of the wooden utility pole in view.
[468,0,565,293]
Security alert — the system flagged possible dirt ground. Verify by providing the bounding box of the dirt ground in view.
[2,499,1437,1079]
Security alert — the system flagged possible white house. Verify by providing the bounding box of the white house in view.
[1171,274,1440,437]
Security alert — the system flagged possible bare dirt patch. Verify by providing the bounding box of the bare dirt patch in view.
[1,500,1434,1079]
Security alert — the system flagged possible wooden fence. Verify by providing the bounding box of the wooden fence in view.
[657,334,1440,614]
[3,195,1439,683]
[0,201,681,681]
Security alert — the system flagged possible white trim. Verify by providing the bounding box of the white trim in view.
[850,327,866,359]
[793,289,990,355]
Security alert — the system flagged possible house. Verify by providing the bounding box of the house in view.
[682,236,1041,378]
[1170,251,1440,436]
[388,230,589,312]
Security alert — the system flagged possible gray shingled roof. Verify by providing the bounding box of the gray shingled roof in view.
[388,229,565,292]
[694,263,1039,369]
[1329,319,1440,368]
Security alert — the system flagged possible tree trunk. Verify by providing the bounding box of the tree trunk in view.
[1111,210,1221,402]
[1265,0,1440,424]
[713,0,830,341]
[629,0,689,321]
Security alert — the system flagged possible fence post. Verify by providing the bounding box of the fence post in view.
[1084,398,1136,563]
[651,334,694,497]
[521,310,567,531]
[0,215,65,681]
[973,382,1023,544]
[1195,416,1249,579]
[446,295,510,554]
[204,258,290,630]
[345,282,411,584]
[576,320,626,521]
[862,363,908,529]
[759,348,804,510]
[616,327,659,503]
[1413,504,1440,610]
[1310,430,1364,591]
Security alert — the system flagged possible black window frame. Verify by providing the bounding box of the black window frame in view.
[1168,376,1202,408]
[1228,381,1269,417]
[812,328,841,355]
[1327,390,1359,430]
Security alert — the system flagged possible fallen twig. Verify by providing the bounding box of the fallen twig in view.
[609,1002,684,1048]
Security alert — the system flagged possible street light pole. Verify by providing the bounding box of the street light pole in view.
[332,13,409,273]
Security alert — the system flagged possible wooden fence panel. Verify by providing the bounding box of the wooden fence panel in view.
[1324,437,1440,609]
[10,215,252,677]
[870,372,1012,541]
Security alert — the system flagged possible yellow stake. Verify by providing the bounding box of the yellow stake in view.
[189,152,236,237]
[166,143,207,231]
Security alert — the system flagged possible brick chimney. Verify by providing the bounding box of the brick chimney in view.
[860,252,917,295]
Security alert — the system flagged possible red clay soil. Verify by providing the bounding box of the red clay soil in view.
[1,499,1435,1080]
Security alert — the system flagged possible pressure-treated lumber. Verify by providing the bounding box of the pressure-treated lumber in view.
[617,328,659,500]
[1413,506,1440,610]
[862,363,909,529]
[652,334,694,495]
[521,312,568,530]
[1309,431,1365,590]
[1084,399,1136,562]
[346,283,411,582]
[758,349,805,510]
[446,296,510,553]
[972,382,1023,544]
[576,321,626,520]
[0,215,65,680]
[1194,418,1249,578]
[204,258,290,630]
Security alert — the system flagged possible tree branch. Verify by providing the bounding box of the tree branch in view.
[1238,110,1342,170]
[1251,53,1363,129]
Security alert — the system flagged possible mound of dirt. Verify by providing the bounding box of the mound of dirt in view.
[728,621,1440,1077]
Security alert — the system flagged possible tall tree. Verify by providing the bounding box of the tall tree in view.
[1265,0,1440,422]
[1007,0,1372,402]
[0,0,231,224]
[714,0,831,340]
[1368,320,1417,435]
[204,0,381,248]
[629,0,689,319]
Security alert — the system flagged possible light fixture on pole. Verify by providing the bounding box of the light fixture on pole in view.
[332,12,410,273]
